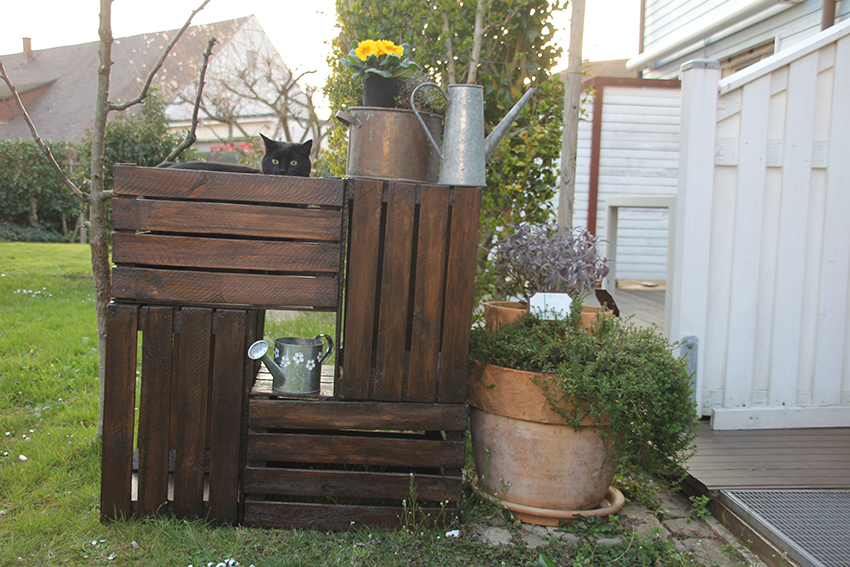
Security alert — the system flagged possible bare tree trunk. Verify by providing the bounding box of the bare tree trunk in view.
[91,0,114,436]
[558,0,585,228]
[466,0,490,84]
[441,11,457,85]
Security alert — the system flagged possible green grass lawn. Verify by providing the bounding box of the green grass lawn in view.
[0,242,708,566]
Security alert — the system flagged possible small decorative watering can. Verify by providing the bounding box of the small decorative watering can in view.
[247,335,333,395]
[411,83,536,187]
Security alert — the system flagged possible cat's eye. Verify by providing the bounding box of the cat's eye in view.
[271,159,279,165]
[290,160,299,166]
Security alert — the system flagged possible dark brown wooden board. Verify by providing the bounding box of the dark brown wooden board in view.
[407,185,450,402]
[112,267,339,309]
[136,306,173,517]
[243,501,456,530]
[340,179,383,399]
[374,182,415,401]
[438,186,481,402]
[113,233,340,273]
[208,309,247,524]
[248,399,468,431]
[100,304,139,521]
[113,198,341,242]
[243,468,461,501]
[246,433,465,469]
[173,308,212,519]
[114,165,345,206]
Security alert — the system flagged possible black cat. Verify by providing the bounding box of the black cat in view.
[159,134,312,176]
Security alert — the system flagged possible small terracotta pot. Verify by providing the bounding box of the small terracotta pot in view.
[482,301,527,331]
[467,363,621,524]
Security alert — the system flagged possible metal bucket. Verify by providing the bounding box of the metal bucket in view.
[336,107,443,183]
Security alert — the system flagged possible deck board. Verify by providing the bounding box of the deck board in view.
[611,287,666,332]
[686,420,850,491]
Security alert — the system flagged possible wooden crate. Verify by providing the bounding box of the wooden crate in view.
[339,180,481,403]
[242,398,467,530]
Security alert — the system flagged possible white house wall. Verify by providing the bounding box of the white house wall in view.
[642,0,850,79]
[568,85,681,282]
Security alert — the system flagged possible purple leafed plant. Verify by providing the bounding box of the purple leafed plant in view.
[493,222,609,306]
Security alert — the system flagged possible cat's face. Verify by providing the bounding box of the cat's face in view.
[260,134,312,177]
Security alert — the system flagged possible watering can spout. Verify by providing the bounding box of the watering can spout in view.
[484,87,536,162]
[247,340,286,386]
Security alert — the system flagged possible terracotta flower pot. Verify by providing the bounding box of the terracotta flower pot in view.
[467,363,623,525]
[482,301,527,331]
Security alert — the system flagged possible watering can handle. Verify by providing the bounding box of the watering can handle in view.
[410,82,447,159]
[315,334,334,365]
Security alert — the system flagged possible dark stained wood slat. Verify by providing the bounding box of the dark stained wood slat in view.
[111,267,339,309]
[374,182,415,401]
[244,501,455,530]
[243,468,461,501]
[340,179,383,399]
[112,233,340,273]
[246,433,465,469]
[101,304,139,521]
[407,185,450,403]
[113,198,342,242]
[113,165,345,206]
[208,309,247,524]
[173,308,213,519]
[686,421,850,491]
[248,399,468,431]
[136,307,173,517]
[438,186,481,402]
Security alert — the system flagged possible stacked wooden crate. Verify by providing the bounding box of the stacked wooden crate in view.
[100,168,481,529]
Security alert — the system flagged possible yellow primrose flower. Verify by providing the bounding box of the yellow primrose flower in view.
[355,39,379,61]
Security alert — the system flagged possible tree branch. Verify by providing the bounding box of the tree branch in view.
[0,57,89,203]
[466,0,491,84]
[161,37,217,164]
[108,0,212,112]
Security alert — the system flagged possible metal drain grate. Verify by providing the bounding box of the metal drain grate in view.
[721,490,850,567]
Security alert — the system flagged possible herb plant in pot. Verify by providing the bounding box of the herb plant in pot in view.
[467,304,697,526]
[484,222,610,330]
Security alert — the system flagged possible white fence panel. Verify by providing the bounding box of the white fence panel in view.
[674,19,850,428]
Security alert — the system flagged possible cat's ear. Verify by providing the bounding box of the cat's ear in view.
[300,139,313,155]
[260,133,276,149]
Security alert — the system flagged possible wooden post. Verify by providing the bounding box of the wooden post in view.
[558,0,585,228]
[669,59,719,414]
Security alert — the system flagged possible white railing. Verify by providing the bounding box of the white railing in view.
[673,18,850,429]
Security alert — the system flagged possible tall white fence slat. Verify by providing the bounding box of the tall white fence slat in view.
[674,19,850,428]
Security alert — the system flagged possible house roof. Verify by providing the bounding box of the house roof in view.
[0,16,252,143]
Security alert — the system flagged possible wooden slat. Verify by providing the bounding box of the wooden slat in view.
[374,182,415,401]
[113,164,345,206]
[100,303,139,521]
[243,468,461,501]
[173,308,212,519]
[112,267,339,309]
[407,185,449,402]
[438,186,481,402]
[113,233,340,273]
[113,198,341,242]
[340,179,383,399]
[208,309,247,524]
[248,399,468,431]
[687,422,850,491]
[136,306,173,517]
[246,433,465,469]
[244,501,454,530]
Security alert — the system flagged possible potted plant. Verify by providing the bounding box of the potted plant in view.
[467,303,697,526]
[484,222,610,330]
[341,39,419,107]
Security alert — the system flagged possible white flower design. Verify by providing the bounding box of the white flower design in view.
[281,355,291,368]
[305,360,316,371]
[294,353,304,364]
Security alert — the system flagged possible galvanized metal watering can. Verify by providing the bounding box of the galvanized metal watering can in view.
[248,335,333,395]
[411,83,536,187]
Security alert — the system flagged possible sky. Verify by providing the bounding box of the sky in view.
[1,0,640,110]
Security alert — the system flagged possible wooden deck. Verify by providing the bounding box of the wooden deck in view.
[686,420,850,493]
[609,286,666,333]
